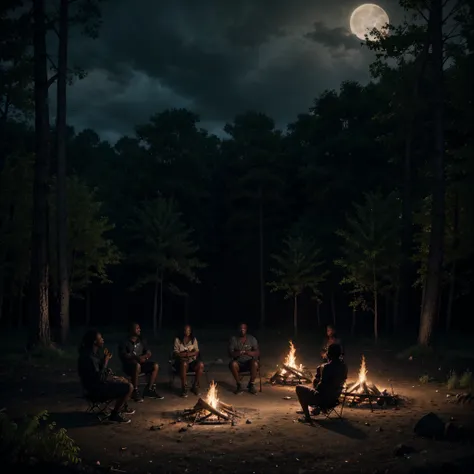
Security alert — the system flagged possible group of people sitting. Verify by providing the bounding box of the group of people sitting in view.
[78,319,346,425]
[77,321,261,423]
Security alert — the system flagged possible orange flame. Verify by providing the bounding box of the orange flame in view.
[358,355,368,384]
[206,381,219,409]
[282,341,303,374]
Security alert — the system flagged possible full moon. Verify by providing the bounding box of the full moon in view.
[350,4,389,41]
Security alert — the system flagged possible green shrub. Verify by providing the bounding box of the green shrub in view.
[459,370,473,390]
[447,370,459,390]
[419,374,430,384]
[0,410,80,465]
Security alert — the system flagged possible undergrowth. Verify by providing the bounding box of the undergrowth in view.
[0,409,80,466]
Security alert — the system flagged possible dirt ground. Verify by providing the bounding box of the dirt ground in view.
[1,334,474,474]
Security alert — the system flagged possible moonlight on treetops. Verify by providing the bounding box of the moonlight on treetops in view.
[350,3,390,40]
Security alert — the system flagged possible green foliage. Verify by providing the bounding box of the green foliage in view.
[335,192,401,311]
[459,370,473,390]
[268,234,326,299]
[447,370,459,390]
[49,176,121,295]
[0,410,80,465]
[128,197,204,291]
[419,374,430,384]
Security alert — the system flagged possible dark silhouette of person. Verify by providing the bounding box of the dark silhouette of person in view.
[77,329,134,423]
[296,343,347,424]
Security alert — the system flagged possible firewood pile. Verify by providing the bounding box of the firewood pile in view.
[270,341,313,385]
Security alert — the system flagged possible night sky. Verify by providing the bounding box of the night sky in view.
[64,0,404,142]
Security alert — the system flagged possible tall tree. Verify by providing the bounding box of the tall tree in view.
[30,0,51,346]
[55,0,70,343]
[335,192,400,340]
[128,197,204,334]
[268,234,326,338]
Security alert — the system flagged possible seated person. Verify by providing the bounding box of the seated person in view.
[296,344,347,424]
[77,329,134,423]
[118,322,163,402]
[228,323,260,394]
[173,324,204,397]
[320,324,344,361]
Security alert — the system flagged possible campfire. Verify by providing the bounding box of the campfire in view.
[180,381,242,425]
[345,355,397,409]
[270,341,313,385]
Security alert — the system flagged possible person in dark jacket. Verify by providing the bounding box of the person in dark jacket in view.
[296,344,347,424]
[118,322,163,401]
[78,330,134,423]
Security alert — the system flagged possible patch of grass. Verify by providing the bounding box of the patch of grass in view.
[0,410,80,466]
[397,344,436,361]
[447,370,459,390]
[419,374,430,384]
[459,370,473,390]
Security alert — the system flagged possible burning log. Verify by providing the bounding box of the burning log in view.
[344,355,397,411]
[270,341,313,385]
[180,381,242,425]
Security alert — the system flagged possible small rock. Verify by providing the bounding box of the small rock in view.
[150,425,162,431]
[393,444,416,457]
[376,427,383,432]
[365,422,370,426]
[179,427,187,433]
[246,419,252,424]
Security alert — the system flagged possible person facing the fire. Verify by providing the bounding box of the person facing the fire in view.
[228,323,260,394]
[321,324,344,361]
[77,329,135,423]
[118,322,164,402]
[296,343,347,424]
[173,324,205,398]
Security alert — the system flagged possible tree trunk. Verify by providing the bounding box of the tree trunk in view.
[330,291,336,326]
[418,0,445,347]
[56,0,70,344]
[29,0,51,348]
[85,287,91,326]
[152,270,159,336]
[393,286,400,333]
[446,191,459,331]
[0,276,4,322]
[293,294,298,339]
[374,290,378,341]
[258,189,265,328]
[351,308,356,335]
[158,273,164,331]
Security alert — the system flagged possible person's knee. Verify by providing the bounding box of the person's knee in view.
[250,359,259,369]
[135,363,141,373]
[127,383,134,394]
[181,360,189,370]
[153,362,159,371]
[196,361,204,371]
[296,385,306,396]
[229,360,238,371]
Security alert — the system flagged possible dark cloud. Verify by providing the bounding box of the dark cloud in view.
[63,0,403,140]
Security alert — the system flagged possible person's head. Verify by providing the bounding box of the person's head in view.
[129,322,141,337]
[238,323,248,337]
[326,325,336,338]
[183,324,193,339]
[79,329,104,352]
[327,343,342,361]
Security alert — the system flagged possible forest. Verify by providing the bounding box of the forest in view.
[0,0,473,346]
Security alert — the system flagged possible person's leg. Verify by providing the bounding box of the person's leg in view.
[229,360,243,392]
[296,385,319,424]
[106,382,134,423]
[190,360,204,395]
[124,362,144,402]
[247,360,258,394]
[142,361,164,399]
[179,360,189,396]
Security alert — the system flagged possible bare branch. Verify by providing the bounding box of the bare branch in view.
[47,73,58,89]
[443,0,463,24]
[46,54,57,70]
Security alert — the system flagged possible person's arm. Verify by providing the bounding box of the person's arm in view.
[246,337,260,358]
[89,353,109,384]
[141,339,152,362]
[186,338,199,358]
[228,338,240,359]
[119,341,138,363]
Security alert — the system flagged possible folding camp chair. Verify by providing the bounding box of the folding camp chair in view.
[310,391,347,420]
[168,354,210,389]
[81,392,113,422]
[238,358,263,393]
